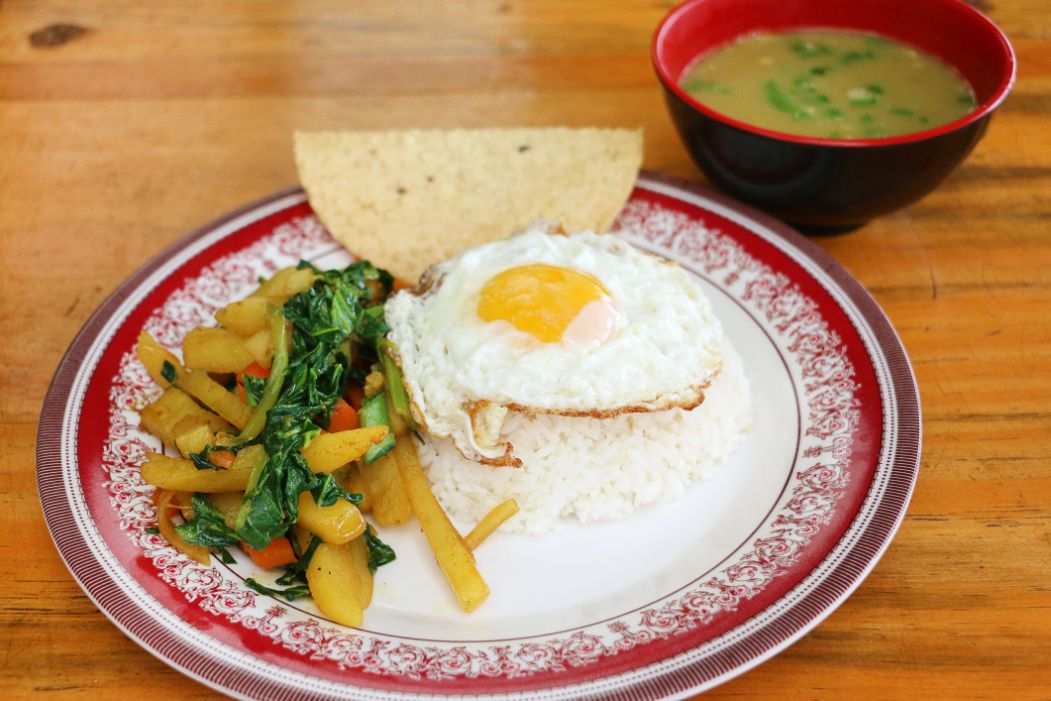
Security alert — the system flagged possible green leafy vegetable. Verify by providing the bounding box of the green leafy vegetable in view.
[244,578,311,601]
[276,534,322,586]
[247,534,322,601]
[242,373,266,407]
[841,49,876,65]
[161,360,177,383]
[790,40,832,58]
[174,493,240,549]
[311,472,363,508]
[764,81,810,120]
[365,528,396,573]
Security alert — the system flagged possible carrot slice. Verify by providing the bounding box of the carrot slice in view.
[328,398,360,432]
[241,537,297,569]
[208,450,236,469]
[346,385,365,411]
[242,361,270,379]
[392,278,413,291]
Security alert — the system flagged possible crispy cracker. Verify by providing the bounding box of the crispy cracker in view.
[293,128,642,281]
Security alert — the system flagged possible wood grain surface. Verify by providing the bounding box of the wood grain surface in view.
[2,1,1048,699]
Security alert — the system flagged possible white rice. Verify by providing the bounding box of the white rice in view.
[417,339,753,534]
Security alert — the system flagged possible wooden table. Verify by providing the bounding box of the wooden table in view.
[2,1,1048,698]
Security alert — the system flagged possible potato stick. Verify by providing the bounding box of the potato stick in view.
[141,452,253,493]
[394,437,489,612]
[215,296,271,337]
[296,491,366,544]
[347,533,374,607]
[464,498,520,550]
[301,426,389,473]
[136,332,184,388]
[359,448,412,526]
[252,267,316,301]
[140,388,224,444]
[337,465,372,514]
[182,327,256,373]
[242,328,273,368]
[153,489,210,565]
[179,370,253,429]
[173,421,215,457]
[298,531,365,627]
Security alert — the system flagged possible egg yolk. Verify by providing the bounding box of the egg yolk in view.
[477,264,617,345]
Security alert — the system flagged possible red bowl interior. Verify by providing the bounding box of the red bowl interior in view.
[653,0,1017,147]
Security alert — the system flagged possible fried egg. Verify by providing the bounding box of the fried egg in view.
[384,227,726,466]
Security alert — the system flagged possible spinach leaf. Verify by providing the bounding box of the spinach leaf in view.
[276,534,322,586]
[175,493,240,548]
[216,547,237,565]
[242,373,266,407]
[244,578,311,601]
[365,527,396,573]
[161,360,177,383]
[311,472,363,508]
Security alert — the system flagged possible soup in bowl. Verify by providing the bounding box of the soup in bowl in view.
[653,0,1016,230]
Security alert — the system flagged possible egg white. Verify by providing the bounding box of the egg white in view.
[384,228,726,465]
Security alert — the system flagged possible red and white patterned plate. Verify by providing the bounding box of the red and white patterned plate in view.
[37,172,920,700]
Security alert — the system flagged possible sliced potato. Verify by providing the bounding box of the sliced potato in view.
[242,328,273,368]
[136,332,184,388]
[359,448,413,527]
[252,267,316,301]
[215,296,272,337]
[337,465,372,514]
[179,370,252,429]
[140,388,212,443]
[141,452,253,492]
[300,533,365,627]
[182,327,255,373]
[301,426,389,473]
[394,436,489,612]
[347,532,374,607]
[173,419,215,458]
[297,491,366,545]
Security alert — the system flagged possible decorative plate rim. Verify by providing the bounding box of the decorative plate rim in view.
[37,171,920,700]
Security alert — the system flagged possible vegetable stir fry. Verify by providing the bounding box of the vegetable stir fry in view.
[136,261,517,625]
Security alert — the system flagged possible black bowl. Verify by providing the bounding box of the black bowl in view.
[653,0,1016,231]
